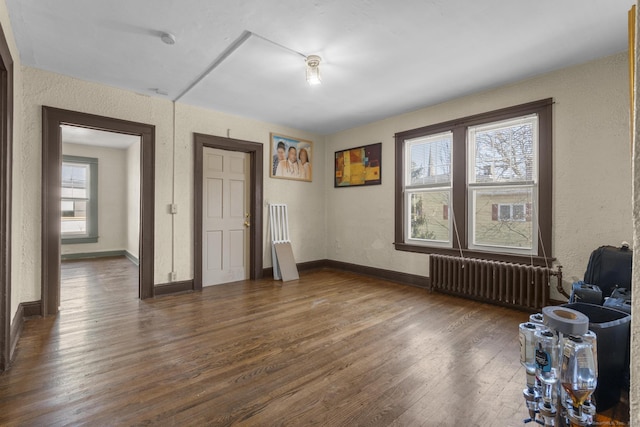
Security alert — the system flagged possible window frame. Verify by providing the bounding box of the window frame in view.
[394,98,553,266]
[61,154,98,244]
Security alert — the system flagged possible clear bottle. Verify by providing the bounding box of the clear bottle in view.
[534,329,559,406]
[560,335,597,417]
[519,322,538,390]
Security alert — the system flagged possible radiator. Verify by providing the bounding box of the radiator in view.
[429,254,559,311]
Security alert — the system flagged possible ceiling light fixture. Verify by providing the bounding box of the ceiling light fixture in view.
[305,55,322,85]
[161,32,176,45]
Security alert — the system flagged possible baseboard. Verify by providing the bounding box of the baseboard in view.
[263,259,430,289]
[262,259,326,278]
[9,300,42,365]
[61,250,127,261]
[9,304,23,362]
[124,250,139,266]
[324,259,430,289]
[21,300,42,317]
[159,260,426,296]
[155,280,194,297]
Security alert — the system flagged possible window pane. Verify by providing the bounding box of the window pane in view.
[61,199,87,235]
[471,116,536,184]
[472,188,533,249]
[512,204,525,221]
[62,163,88,198]
[409,191,450,242]
[407,132,452,186]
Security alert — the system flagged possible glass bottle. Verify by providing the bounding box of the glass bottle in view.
[560,335,597,418]
[519,322,539,390]
[535,329,559,406]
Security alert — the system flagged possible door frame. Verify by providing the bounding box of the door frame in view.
[193,133,263,289]
[0,23,12,371]
[42,107,155,316]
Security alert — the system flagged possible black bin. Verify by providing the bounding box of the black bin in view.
[563,303,630,411]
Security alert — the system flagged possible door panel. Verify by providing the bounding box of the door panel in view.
[203,147,249,286]
[229,179,245,218]
[229,229,245,268]
[206,178,223,218]
[206,230,223,270]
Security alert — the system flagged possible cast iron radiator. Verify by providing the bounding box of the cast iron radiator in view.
[428,254,561,311]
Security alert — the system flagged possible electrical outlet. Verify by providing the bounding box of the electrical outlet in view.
[170,271,177,282]
[169,203,178,214]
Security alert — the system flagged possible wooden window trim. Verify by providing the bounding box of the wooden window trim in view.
[394,98,553,266]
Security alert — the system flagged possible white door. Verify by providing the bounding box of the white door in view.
[203,147,250,286]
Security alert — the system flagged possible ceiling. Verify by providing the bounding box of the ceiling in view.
[61,125,140,149]
[7,0,632,135]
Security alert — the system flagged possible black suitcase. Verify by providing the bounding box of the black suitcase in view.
[584,244,632,297]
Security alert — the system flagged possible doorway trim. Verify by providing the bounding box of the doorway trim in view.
[0,23,13,371]
[42,107,155,316]
[193,133,263,289]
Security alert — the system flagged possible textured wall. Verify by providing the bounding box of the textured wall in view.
[325,52,631,300]
[61,142,127,255]
[631,7,639,424]
[126,140,140,260]
[14,66,326,307]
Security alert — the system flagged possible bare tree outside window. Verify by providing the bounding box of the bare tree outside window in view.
[469,115,537,251]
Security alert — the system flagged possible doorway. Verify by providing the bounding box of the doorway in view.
[193,133,263,289]
[42,107,155,316]
[60,125,141,309]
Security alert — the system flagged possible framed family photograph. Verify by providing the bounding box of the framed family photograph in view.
[335,143,382,187]
[269,133,313,182]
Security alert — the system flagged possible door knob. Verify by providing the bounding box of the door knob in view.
[244,221,251,227]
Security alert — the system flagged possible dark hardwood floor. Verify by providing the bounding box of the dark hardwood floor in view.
[0,257,621,426]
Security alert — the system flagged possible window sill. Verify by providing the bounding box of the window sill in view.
[393,242,555,267]
[62,236,98,244]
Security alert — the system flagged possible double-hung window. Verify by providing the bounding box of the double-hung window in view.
[61,155,98,244]
[395,99,552,263]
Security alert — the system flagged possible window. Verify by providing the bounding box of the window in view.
[493,203,529,222]
[405,132,452,246]
[62,155,98,244]
[394,99,552,263]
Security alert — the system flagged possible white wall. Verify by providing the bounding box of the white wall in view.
[61,142,127,256]
[126,140,140,261]
[12,65,326,306]
[325,51,632,299]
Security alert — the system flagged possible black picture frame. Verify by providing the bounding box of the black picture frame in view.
[334,143,382,188]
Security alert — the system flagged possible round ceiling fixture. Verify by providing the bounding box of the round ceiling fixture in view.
[161,32,176,45]
[305,55,322,85]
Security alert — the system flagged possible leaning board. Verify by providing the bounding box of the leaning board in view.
[274,242,299,282]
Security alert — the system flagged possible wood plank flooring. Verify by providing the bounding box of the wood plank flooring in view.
[0,257,615,426]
